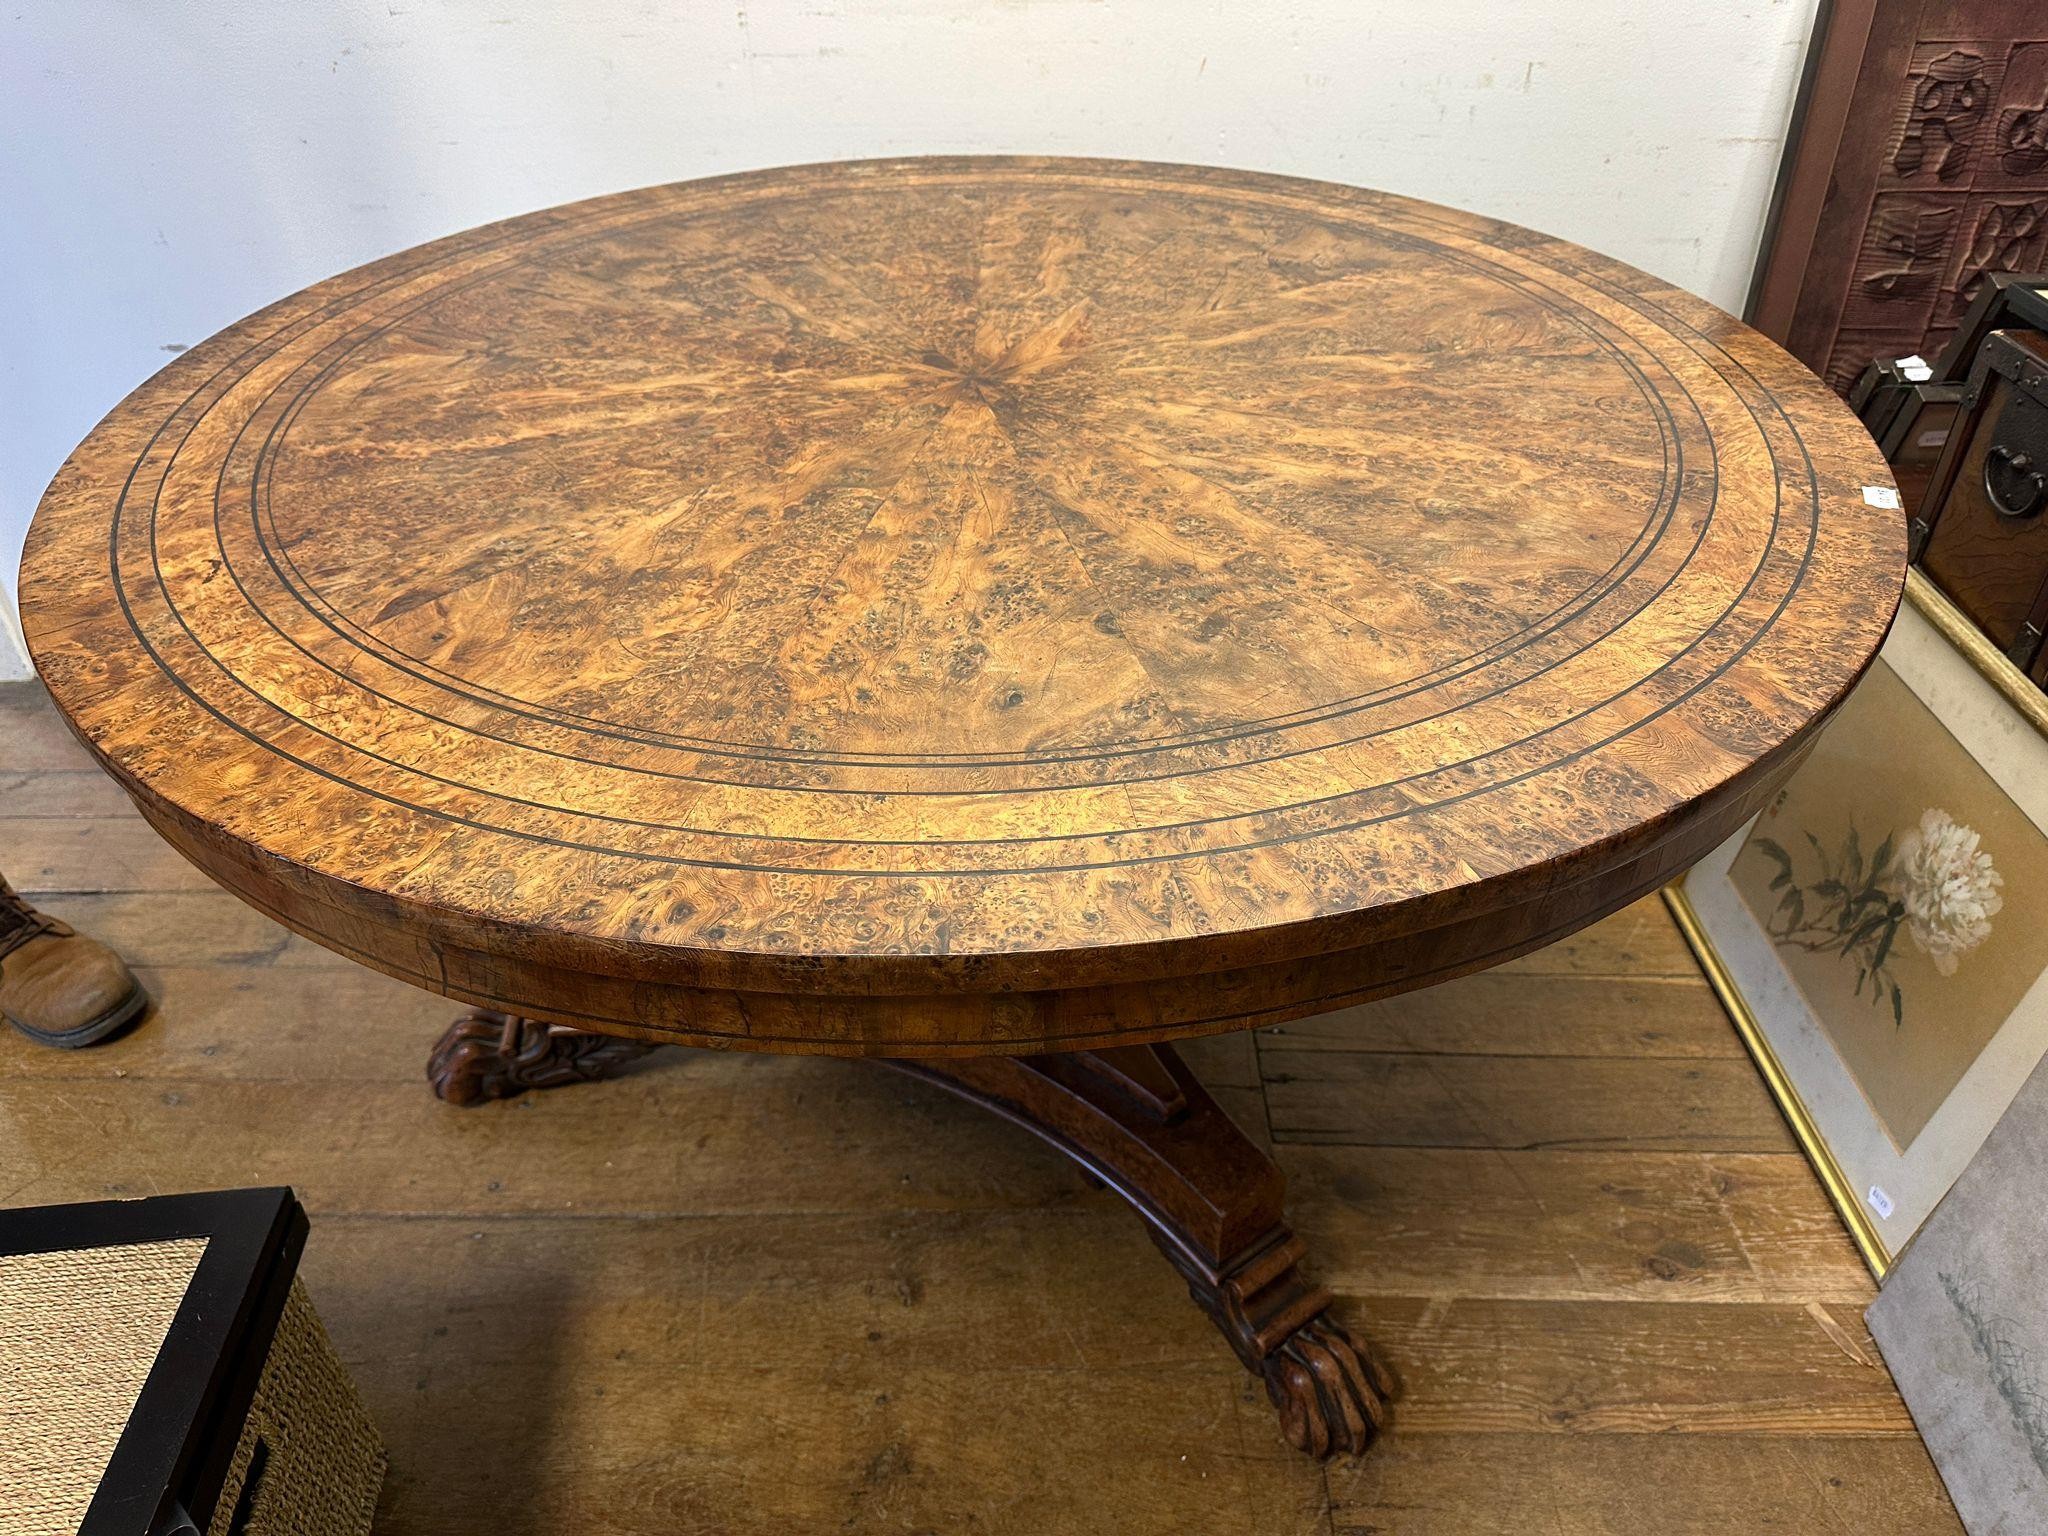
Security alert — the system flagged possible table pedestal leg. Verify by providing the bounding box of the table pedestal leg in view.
[420,1020,1389,1455]
[426,1009,658,1105]
[882,1044,1392,1458]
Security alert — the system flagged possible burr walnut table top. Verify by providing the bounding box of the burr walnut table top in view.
[21,157,1904,1054]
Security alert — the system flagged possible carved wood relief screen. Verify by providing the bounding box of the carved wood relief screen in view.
[1752,0,2048,394]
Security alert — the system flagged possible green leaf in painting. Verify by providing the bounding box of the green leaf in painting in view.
[1805,831,1833,882]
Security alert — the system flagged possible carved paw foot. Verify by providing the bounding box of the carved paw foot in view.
[1164,1227,1395,1458]
[1262,1310,1393,1458]
[427,1009,659,1106]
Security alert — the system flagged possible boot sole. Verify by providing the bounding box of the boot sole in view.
[6,983,149,1050]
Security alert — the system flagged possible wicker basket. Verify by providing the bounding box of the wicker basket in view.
[0,1189,384,1536]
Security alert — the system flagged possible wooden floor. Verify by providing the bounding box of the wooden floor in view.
[1,681,1960,1534]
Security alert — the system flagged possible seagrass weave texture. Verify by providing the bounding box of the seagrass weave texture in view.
[206,1279,384,1536]
[0,1237,210,1536]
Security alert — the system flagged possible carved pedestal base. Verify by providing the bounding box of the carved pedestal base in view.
[426,1010,658,1106]
[421,1020,1389,1454]
[883,1045,1392,1457]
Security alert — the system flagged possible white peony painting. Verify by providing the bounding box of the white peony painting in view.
[1750,805,2007,1024]
[1887,809,2006,977]
[1679,581,2048,1256]
[1732,660,2048,1152]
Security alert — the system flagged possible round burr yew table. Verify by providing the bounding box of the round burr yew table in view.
[21,158,1904,1458]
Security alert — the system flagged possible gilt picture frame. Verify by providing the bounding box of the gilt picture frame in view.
[1668,571,2048,1273]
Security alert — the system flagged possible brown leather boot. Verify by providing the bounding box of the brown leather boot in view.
[0,880,148,1048]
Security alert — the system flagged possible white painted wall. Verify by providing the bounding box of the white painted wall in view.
[0,0,1821,681]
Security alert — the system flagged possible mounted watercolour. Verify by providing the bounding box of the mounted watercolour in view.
[1731,659,2045,1152]
[1673,576,2048,1265]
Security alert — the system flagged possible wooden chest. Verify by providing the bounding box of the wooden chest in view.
[1919,328,2048,678]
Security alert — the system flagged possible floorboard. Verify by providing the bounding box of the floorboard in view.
[0,681,1961,1533]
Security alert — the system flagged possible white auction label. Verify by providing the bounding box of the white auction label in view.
[1862,485,1902,511]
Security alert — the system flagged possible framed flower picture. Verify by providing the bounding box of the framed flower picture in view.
[1669,571,2048,1272]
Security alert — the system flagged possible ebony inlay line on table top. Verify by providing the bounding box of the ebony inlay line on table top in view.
[24,159,1900,1019]
[228,191,1697,770]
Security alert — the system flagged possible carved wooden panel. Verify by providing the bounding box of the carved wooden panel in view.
[1754,2,2048,394]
